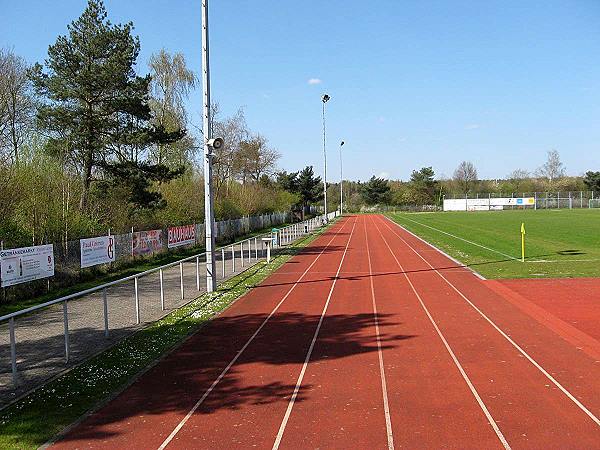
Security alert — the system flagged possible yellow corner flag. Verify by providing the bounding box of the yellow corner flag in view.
[521,222,526,262]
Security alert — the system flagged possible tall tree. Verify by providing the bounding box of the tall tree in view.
[536,150,565,183]
[583,171,600,192]
[148,49,197,168]
[235,134,280,183]
[361,176,391,205]
[453,161,478,194]
[0,48,35,165]
[408,166,437,204]
[31,0,183,210]
[296,166,323,210]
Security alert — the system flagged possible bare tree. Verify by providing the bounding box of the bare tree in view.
[536,150,565,183]
[0,48,36,165]
[453,161,478,194]
[234,134,280,183]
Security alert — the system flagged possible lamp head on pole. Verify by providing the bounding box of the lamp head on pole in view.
[321,94,330,103]
[340,141,345,147]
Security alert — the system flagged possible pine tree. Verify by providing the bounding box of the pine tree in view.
[31,0,184,210]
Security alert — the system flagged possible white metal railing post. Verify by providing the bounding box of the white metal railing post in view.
[159,268,165,311]
[63,300,70,363]
[221,248,226,277]
[134,277,140,324]
[241,242,244,267]
[9,317,17,384]
[196,256,200,291]
[179,262,185,300]
[231,245,235,272]
[254,237,258,260]
[103,288,109,337]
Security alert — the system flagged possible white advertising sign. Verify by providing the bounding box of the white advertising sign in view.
[0,244,54,287]
[444,197,535,211]
[80,236,115,268]
[168,225,196,248]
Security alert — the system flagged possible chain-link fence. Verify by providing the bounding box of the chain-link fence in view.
[444,191,599,210]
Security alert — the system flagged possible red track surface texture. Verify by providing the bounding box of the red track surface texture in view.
[51,215,600,449]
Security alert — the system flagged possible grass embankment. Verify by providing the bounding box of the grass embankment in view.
[0,224,325,449]
[387,209,600,279]
[0,222,294,317]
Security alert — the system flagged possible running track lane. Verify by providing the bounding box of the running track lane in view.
[374,214,600,448]
[272,215,392,449]
[50,217,355,449]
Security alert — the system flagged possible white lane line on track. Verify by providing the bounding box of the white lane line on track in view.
[381,216,600,428]
[364,218,395,450]
[394,214,518,262]
[272,218,358,450]
[370,216,511,450]
[157,218,352,450]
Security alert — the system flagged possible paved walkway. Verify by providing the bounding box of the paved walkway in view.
[0,243,270,408]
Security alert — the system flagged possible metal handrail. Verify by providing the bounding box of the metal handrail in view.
[2,212,336,386]
[0,217,323,323]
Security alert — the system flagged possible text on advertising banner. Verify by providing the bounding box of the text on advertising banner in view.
[0,244,54,287]
[168,225,196,248]
[80,236,115,268]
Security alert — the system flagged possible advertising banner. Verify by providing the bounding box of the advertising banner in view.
[168,224,196,248]
[80,236,115,268]
[132,230,163,256]
[0,244,54,287]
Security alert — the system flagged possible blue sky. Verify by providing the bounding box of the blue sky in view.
[2,0,600,181]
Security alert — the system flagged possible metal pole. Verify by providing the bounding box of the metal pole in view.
[179,261,185,300]
[202,0,217,292]
[134,277,140,324]
[254,237,258,260]
[339,141,344,214]
[103,288,109,337]
[231,245,235,272]
[159,268,165,311]
[322,96,329,221]
[196,256,200,291]
[241,242,244,267]
[9,317,17,384]
[63,300,70,362]
[221,248,226,277]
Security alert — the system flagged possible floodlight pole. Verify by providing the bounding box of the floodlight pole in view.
[202,0,217,292]
[339,141,344,214]
[322,94,330,221]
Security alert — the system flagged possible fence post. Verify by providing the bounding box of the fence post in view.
[103,288,109,337]
[240,242,244,267]
[222,248,226,277]
[231,245,235,272]
[581,191,583,208]
[159,268,165,311]
[254,237,258,260]
[63,300,70,363]
[179,261,184,300]
[134,277,140,324]
[196,256,200,291]
[9,317,17,384]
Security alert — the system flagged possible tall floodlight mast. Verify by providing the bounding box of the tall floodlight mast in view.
[322,94,330,221]
[202,0,217,292]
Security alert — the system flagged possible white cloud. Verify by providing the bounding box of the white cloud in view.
[307,78,322,85]
[378,171,390,179]
[465,123,480,130]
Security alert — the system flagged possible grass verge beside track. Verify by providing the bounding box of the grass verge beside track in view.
[387,210,600,279]
[0,225,326,450]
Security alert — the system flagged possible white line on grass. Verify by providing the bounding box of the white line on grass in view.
[272,218,358,450]
[370,216,511,450]
[157,218,353,450]
[392,214,518,261]
[364,218,395,450]
[382,217,600,429]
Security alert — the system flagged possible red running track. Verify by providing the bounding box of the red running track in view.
[51,215,600,449]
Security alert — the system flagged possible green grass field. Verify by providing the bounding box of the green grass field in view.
[387,209,600,279]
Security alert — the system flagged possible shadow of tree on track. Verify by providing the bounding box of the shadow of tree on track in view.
[56,311,414,443]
